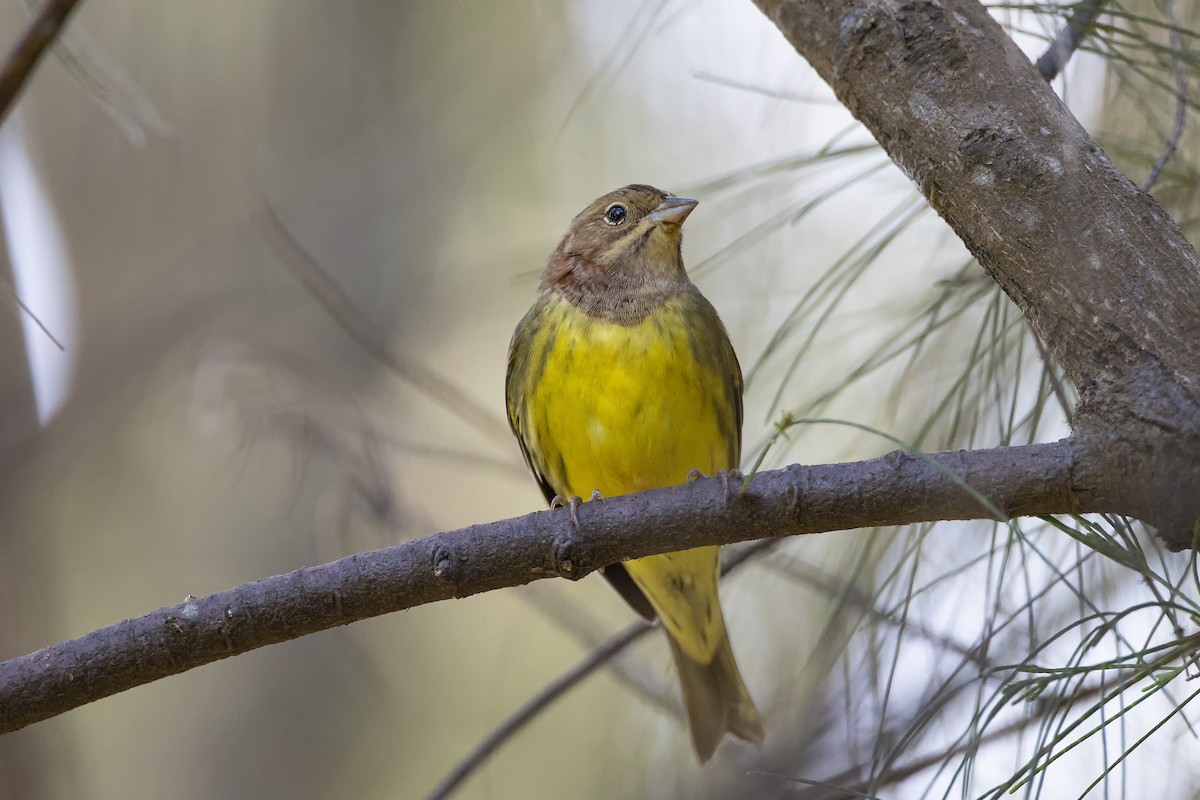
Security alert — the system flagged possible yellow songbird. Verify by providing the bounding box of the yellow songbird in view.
[505,184,764,761]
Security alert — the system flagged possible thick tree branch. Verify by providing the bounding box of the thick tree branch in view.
[0,438,1104,734]
[3,0,1196,757]
[751,0,1200,544]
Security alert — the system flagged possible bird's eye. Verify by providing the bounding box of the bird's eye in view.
[604,204,627,225]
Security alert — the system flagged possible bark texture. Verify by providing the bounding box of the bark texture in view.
[752,0,1200,545]
[1,441,1086,734]
[3,0,1199,736]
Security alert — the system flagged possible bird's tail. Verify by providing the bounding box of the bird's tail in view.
[667,623,765,762]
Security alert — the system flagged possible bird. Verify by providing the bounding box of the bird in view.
[505,184,764,762]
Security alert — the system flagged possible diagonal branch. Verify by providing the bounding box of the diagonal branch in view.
[2,0,1198,760]
[1034,0,1106,82]
[252,199,511,445]
[751,0,1200,544]
[0,0,85,126]
[425,623,649,800]
[427,539,779,800]
[1141,0,1188,193]
[750,0,1200,386]
[0,438,1102,735]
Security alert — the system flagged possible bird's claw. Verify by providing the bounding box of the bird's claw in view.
[552,491,602,530]
[569,495,584,530]
[551,494,585,530]
[717,469,745,505]
[685,468,708,483]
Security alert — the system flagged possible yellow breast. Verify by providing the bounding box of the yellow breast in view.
[514,293,738,499]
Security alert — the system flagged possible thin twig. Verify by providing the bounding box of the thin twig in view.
[1031,331,1073,423]
[794,634,1200,800]
[802,686,1099,800]
[425,539,778,800]
[0,273,64,350]
[689,69,841,105]
[252,198,511,445]
[1141,0,1188,193]
[519,587,682,717]
[424,623,650,800]
[0,0,84,126]
[764,553,983,664]
[1035,0,1107,82]
[20,0,171,145]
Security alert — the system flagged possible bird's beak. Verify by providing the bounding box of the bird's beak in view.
[649,195,698,225]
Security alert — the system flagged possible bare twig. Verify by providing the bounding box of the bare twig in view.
[252,199,511,445]
[519,588,681,716]
[796,684,1100,800]
[1030,331,1073,422]
[764,553,983,664]
[1035,0,1106,82]
[0,439,1095,736]
[427,540,777,800]
[22,0,171,145]
[0,273,64,350]
[689,69,841,105]
[1141,0,1188,193]
[0,0,84,126]
[425,622,651,800]
[783,634,1200,799]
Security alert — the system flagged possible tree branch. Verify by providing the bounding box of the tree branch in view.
[3,0,1197,763]
[0,438,1101,734]
[751,0,1200,544]
[0,0,85,126]
[1140,0,1187,193]
[1034,0,1106,82]
[427,539,778,799]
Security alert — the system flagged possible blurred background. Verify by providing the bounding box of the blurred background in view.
[1,1,1198,798]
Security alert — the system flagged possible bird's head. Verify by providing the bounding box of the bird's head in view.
[543,184,698,292]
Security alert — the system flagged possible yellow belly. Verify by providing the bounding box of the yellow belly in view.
[522,297,736,498]
[510,292,741,663]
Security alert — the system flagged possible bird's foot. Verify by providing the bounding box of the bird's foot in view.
[685,468,709,483]
[549,494,589,578]
[716,469,746,505]
[551,494,586,531]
